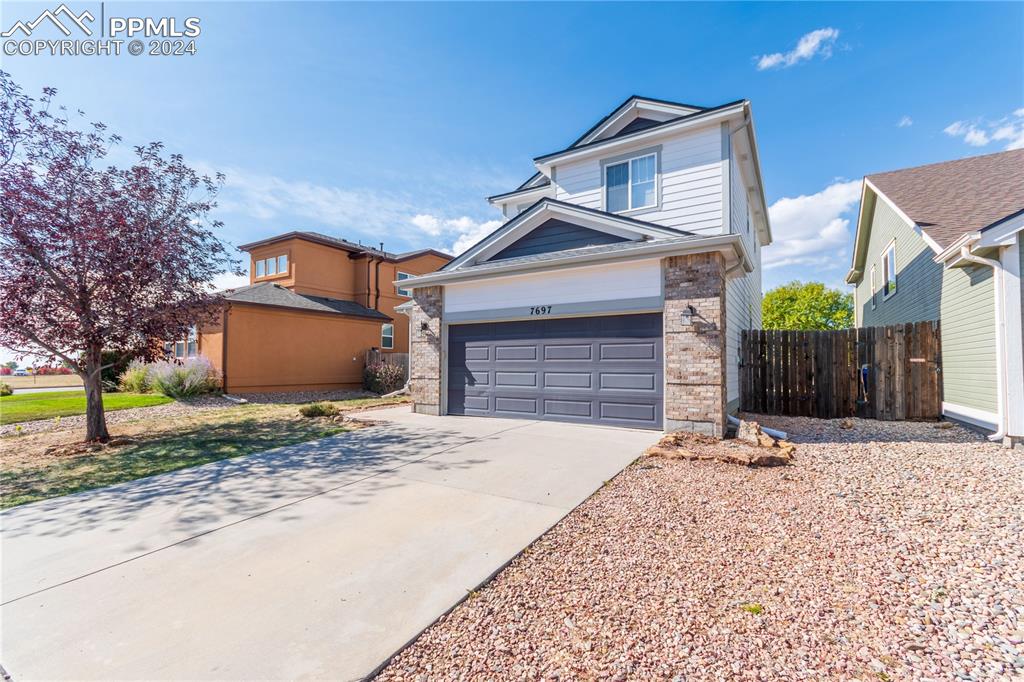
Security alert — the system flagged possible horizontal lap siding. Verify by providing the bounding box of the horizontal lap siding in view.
[725,150,761,409]
[554,124,724,234]
[941,265,997,412]
[857,199,942,326]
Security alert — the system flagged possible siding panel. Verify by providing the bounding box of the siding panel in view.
[553,124,725,234]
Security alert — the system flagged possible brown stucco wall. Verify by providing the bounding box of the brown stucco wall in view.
[205,304,385,393]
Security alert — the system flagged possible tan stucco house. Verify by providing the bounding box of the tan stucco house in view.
[179,232,450,393]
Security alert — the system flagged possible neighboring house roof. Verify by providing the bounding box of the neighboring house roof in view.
[866,149,1024,250]
[237,231,451,263]
[223,282,391,320]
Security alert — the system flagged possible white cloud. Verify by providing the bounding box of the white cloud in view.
[944,109,1024,150]
[762,179,862,271]
[406,214,503,255]
[756,28,840,70]
[897,116,913,128]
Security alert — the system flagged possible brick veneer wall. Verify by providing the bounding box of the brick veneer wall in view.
[663,253,727,437]
[409,286,443,415]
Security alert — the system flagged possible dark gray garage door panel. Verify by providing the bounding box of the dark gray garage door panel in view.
[447,314,663,429]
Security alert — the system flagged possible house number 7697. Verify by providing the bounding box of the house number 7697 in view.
[529,305,552,316]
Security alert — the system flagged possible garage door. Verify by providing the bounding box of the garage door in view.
[447,313,663,429]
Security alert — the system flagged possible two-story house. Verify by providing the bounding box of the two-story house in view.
[846,150,1024,446]
[184,232,450,393]
[395,96,771,436]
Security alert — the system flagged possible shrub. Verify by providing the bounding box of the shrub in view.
[299,402,339,418]
[101,350,137,389]
[148,357,219,399]
[0,382,12,397]
[33,365,73,375]
[363,361,405,395]
[118,359,152,393]
[0,367,11,376]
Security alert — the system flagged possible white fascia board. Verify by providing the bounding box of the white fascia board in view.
[935,233,981,265]
[534,104,746,173]
[577,100,701,146]
[486,183,553,207]
[978,211,1024,248]
[397,233,751,289]
[741,110,770,248]
[845,181,872,284]
[448,201,689,271]
[863,178,943,256]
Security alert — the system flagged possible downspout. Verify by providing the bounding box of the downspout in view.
[221,305,229,394]
[365,257,372,308]
[374,258,382,311]
[959,245,1007,442]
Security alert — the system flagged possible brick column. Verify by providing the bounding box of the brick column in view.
[409,286,443,416]
[663,253,727,437]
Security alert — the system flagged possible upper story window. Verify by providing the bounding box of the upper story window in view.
[255,254,288,279]
[605,152,657,213]
[882,241,897,298]
[396,272,412,297]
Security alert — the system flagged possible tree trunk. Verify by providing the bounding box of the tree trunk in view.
[83,347,109,442]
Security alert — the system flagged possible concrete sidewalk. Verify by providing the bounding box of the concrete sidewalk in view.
[0,406,657,680]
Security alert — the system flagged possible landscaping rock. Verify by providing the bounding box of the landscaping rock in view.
[377,416,1016,681]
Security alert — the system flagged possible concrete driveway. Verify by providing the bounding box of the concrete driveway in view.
[0,406,657,681]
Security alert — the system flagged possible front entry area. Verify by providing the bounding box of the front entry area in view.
[447,313,664,429]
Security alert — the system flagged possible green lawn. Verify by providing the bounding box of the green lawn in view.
[0,391,173,425]
[1,411,348,508]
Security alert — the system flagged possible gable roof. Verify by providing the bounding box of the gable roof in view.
[442,197,694,271]
[223,282,391,320]
[236,231,451,263]
[866,149,1024,250]
[534,99,746,165]
[501,95,710,200]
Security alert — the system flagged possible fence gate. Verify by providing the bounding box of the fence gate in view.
[740,322,942,420]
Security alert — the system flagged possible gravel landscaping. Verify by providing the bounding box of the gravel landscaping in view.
[377,416,1023,681]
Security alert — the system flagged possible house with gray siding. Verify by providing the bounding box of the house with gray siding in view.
[846,149,1024,446]
[396,96,770,437]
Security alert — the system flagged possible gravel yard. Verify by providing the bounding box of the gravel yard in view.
[377,416,1024,681]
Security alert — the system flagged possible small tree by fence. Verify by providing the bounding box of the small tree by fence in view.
[740,321,942,421]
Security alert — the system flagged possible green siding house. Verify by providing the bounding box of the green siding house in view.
[846,150,1024,447]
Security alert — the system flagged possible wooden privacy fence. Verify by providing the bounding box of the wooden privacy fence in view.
[740,322,942,421]
[365,350,410,378]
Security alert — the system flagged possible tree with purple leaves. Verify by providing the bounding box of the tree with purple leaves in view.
[0,73,239,442]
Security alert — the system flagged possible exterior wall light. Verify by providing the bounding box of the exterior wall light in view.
[680,304,697,327]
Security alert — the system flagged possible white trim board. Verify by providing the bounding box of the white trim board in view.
[942,402,998,432]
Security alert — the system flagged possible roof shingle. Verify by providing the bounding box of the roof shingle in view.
[223,283,391,320]
[867,149,1024,249]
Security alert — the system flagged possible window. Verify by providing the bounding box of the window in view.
[396,272,412,297]
[605,152,657,213]
[381,323,394,350]
[255,254,288,279]
[883,242,897,298]
[869,265,877,309]
[173,326,198,359]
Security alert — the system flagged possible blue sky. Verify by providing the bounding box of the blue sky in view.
[2,1,1023,339]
